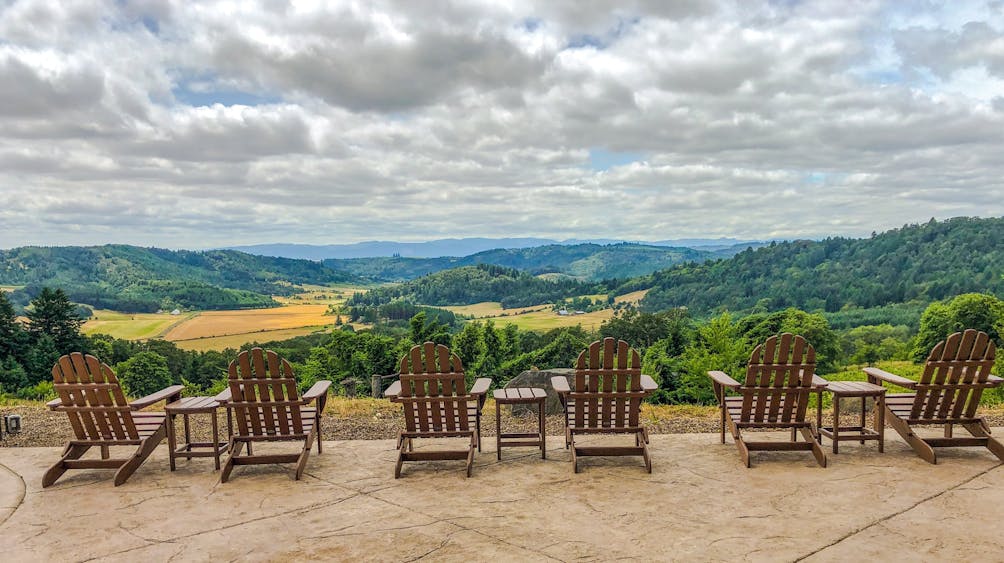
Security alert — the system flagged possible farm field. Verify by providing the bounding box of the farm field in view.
[614,289,649,304]
[172,326,331,351]
[83,310,195,340]
[441,301,615,331]
[163,304,335,341]
[442,302,548,318]
[78,284,370,351]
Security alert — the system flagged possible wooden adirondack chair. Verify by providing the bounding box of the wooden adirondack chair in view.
[219,348,331,482]
[390,342,481,478]
[865,329,1004,464]
[551,338,654,473]
[43,353,183,487]
[708,333,827,468]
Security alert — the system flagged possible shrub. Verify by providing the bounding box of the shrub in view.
[116,351,173,397]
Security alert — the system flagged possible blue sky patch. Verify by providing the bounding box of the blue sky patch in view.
[589,149,644,171]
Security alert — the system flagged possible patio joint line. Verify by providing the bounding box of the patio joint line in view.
[793,462,1003,562]
[0,460,26,526]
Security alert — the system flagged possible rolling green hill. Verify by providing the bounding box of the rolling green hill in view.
[0,245,358,312]
[346,264,605,310]
[639,216,1004,317]
[325,243,722,281]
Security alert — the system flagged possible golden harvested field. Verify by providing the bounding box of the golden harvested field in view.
[172,326,330,351]
[442,302,548,318]
[163,304,335,341]
[83,310,194,340]
[614,289,649,304]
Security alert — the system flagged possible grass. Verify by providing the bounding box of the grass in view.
[496,308,615,331]
[83,310,195,340]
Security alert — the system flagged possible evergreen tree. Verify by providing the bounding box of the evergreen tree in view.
[452,322,483,370]
[474,320,503,379]
[0,355,29,393]
[0,291,27,364]
[26,287,86,354]
[25,333,60,386]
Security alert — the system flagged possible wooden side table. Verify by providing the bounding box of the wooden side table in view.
[818,381,886,454]
[494,388,546,460]
[165,396,229,470]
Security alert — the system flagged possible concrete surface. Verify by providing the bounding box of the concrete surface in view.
[0,431,1002,562]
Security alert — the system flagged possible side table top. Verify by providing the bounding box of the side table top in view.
[165,396,222,413]
[824,381,886,396]
[494,388,546,402]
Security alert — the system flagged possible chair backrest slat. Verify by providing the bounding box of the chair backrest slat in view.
[52,353,139,441]
[571,338,643,429]
[398,343,470,434]
[228,348,304,437]
[739,334,815,425]
[909,330,996,421]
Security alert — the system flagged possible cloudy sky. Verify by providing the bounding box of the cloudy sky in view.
[1,0,1003,249]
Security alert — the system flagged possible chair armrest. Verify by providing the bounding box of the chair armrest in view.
[707,371,741,390]
[863,367,917,389]
[130,385,184,410]
[302,380,332,403]
[46,398,62,410]
[213,388,232,404]
[384,380,401,400]
[551,376,570,395]
[989,374,1003,385]
[469,377,491,396]
[812,375,829,390]
[640,374,658,392]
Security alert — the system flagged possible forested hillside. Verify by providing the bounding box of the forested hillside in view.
[324,243,718,281]
[0,245,357,312]
[346,264,605,310]
[640,217,1004,316]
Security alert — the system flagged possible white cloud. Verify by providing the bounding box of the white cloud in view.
[0,0,1003,248]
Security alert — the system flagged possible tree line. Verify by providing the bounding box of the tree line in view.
[5,285,1001,406]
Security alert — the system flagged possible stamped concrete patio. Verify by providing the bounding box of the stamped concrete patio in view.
[1,431,1002,562]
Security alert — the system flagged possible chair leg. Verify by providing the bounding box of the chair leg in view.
[886,409,936,464]
[466,435,475,478]
[394,447,405,479]
[735,431,751,468]
[42,444,90,488]
[294,429,314,480]
[315,412,323,454]
[719,403,726,444]
[221,439,243,483]
[640,432,652,473]
[800,427,827,468]
[962,423,1004,462]
[114,425,166,486]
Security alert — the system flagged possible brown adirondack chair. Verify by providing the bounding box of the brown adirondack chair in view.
[708,333,827,468]
[219,348,331,482]
[389,342,482,478]
[865,329,1004,464]
[43,353,183,487]
[551,338,654,473]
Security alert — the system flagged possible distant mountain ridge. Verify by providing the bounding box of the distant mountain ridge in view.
[638,216,1004,317]
[323,242,748,282]
[226,237,761,260]
[0,245,357,312]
